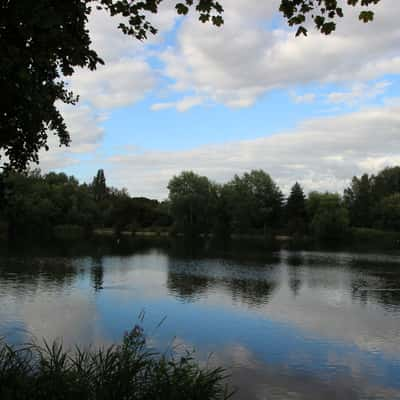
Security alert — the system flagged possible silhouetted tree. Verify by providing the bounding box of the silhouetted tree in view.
[92,169,108,201]
[286,182,307,235]
[280,0,380,36]
[344,174,374,227]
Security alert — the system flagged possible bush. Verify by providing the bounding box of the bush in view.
[0,326,232,400]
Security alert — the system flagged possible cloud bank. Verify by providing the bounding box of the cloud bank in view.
[107,101,400,199]
[32,0,400,199]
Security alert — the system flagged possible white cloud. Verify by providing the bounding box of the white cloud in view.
[87,2,179,63]
[160,0,400,107]
[291,92,316,104]
[31,0,400,178]
[151,96,204,112]
[41,5,172,168]
[327,81,391,106]
[70,59,155,109]
[106,101,400,199]
[37,104,105,171]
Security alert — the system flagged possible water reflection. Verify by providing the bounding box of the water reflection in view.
[287,252,305,297]
[90,257,104,292]
[0,256,78,292]
[167,256,279,306]
[0,239,400,399]
[349,258,400,308]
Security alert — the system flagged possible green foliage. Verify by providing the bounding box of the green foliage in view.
[225,170,283,234]
[0,326,232,400]
[373,166,400,198]
[2,170,97,238]
[4,165,400,244]
[286,182,307,235]
[376,194,400,231]
[212,184,233,238]
[344,173,374,227]
[168,171,217,236]
[309,192,349,241]
[344,167,400,231]
[92,169,108,201]
[279,0,381,36]
[0,169,170,239]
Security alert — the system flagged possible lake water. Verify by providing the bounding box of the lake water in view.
[0,238,400,399]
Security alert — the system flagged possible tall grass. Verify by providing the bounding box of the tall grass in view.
[0,326,233,400]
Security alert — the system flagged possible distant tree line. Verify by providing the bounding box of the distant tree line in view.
[167,167,400,242]
[0,169,171,239]
[1,166,400,242]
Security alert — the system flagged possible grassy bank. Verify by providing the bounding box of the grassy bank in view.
[0,326,232,400]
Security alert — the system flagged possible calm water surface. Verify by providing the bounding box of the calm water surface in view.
[0,238,400,399]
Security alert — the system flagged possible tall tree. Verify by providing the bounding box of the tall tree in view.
[168,171,216,236]
[343,173,374,228]
[1,0,381,169]
[286,182,307,235]
[226,170,283,234]
[92,169,107,201]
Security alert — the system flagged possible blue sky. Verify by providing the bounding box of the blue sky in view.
[41,0,400,199]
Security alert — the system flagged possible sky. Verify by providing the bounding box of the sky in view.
[40,0,400,199]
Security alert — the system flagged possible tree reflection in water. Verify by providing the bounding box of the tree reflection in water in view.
[90,257,104,292]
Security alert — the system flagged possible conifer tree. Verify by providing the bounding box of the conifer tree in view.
[286,182,307,235]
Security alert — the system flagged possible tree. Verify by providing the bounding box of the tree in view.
[212,184,232,238]
[286,182,307,235]
[92,169,107,201]
[373,167,400,198]
[376,194,400,231]
[1,169,98,238]
[308,192,349,241]
[225,170,283,235]
[1,0,381,170]
[343,173,374,228]
[168,171,216,236]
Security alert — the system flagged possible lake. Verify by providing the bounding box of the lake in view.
[0,237,400,399]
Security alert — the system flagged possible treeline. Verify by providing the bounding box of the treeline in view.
[1,166,400,242]
[0,169,171,239]
[167,167,400,241]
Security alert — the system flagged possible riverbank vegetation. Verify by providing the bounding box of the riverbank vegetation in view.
[0,325,231,400]
[1,166,400,246]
